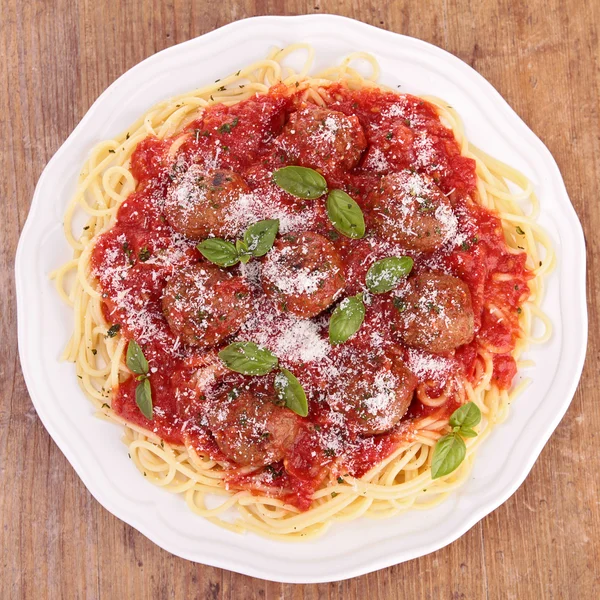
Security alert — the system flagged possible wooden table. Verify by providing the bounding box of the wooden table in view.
[2,1,598,597]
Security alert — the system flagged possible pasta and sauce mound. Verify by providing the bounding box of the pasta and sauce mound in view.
[53,46,552,539]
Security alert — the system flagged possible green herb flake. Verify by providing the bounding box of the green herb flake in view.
[138,247,151,262]
[106,324,121,338]
[218,116,239,134]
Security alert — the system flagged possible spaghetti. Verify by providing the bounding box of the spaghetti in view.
[52,45,553,540]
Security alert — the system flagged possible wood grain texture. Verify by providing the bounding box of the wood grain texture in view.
[1,0,598,597]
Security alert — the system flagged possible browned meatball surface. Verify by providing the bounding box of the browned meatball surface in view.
[325,350,417,435]
[162,264,252,347]
[163,167,250,239]
[394,273,475,354]
[261,231,345,318]
[205,381,301,467]
[278,106,367,172]
[368,171,458,252]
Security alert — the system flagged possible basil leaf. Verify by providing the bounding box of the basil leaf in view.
[218,341,279,375]
[449,401,481,430]
[126,340,149,376]
[365,256,414,294]
[197,238,239,267]
[135,378,153,420]
[235,239,251,264]
[431,433,466,479]
[329,293,365,345]
[275,368,308,417]
[326,189,365,239]
[272,166,327,199]
[458,427,478,438]
[243,219,279,257]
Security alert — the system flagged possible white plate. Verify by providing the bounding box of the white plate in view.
[16,15,587,583]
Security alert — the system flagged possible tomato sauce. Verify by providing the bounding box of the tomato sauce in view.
[91,84,531,509]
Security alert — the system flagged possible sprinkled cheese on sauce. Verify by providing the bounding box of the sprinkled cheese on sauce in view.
[221,188,316,236]
[434,203,459,244]
[364,147,390,172]
[238,307,330,365]
[413,131,439,170]
[382,101,427,128]
[407,349,453,383]
[261,245,336,296]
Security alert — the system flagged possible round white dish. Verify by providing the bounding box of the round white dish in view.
[16,14,587,583]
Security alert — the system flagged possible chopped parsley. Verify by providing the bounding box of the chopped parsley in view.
[106,324,121,338]
[122,242,134,263]
[393,297,407,312]
[138,247,151,262]
[265,465,283,479]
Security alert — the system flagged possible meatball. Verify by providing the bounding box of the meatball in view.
[205,382,301,467]
[368,171,457,252]
[394,272,474,354]
[162,264,251,347]
[326,351,417,435]
[279,106,367,171]
[163,166,249,239]
[261,231,345,318]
